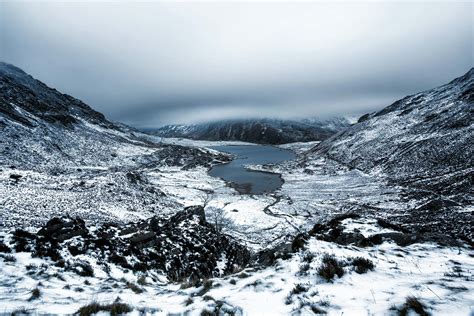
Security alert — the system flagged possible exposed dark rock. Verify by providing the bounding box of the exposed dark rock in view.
[37,217,88,242]
[0,241,11,253]
[256,242,293,266]
[297,213,467,248]
[6,206,250,283]
[9,174,22,181]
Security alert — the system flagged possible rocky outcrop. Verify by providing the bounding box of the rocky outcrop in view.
[292,213,468,250]
[8,206,250,282]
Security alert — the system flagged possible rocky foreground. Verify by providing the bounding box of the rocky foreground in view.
[0,208,472,315]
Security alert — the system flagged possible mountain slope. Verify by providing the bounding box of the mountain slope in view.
[0,62,112,128]
[310,68,473,201]
[147,117,351,144]
[0,62,227,172]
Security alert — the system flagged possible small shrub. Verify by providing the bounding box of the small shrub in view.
[184,297,194,306]
[26,264,38,271]
[397,296,430,316]
[137,275,147,286]
[298,262,311,276]
[229,279,237,285]
[292,233,308,252]
[203,295,215,301]
[290,283,309,295]
[351,257,375,274]
[302,252,315,263]
[2,254,16,262]
[66,261,94,277]
[317,254,345,281]
[77,302,132,316]
[28,287,41,301]
[200,309,218,316]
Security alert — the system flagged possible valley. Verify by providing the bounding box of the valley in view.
[0,62,472,315]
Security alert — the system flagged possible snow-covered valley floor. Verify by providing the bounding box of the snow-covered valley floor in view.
[0,139,472,315]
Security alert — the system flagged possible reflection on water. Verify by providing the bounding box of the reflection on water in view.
[208,145,296,194]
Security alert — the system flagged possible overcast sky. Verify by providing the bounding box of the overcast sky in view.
[0,1,472,127]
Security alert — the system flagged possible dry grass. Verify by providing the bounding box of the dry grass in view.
[77,302,132,316]
[317,254,345,281]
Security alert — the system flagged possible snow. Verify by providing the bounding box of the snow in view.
[0,136,472,315]
[2,61,473,315]
[1,222,472,315]
[151,136,257,148]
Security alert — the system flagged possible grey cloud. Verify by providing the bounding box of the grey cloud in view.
[0,1,472,127]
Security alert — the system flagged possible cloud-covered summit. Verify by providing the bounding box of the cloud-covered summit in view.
[1,1,472,127]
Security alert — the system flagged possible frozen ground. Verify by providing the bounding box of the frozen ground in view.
[0,138,472,315]
[0,218,472,315]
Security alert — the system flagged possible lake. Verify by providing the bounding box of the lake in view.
[208,145,296,194]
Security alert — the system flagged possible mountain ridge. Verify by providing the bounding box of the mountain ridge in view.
[310,68,473,202]
[146,117,352,144]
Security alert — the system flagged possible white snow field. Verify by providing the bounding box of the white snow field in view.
[1,138,472,315]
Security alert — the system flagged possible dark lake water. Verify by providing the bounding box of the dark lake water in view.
[208,145,296,194]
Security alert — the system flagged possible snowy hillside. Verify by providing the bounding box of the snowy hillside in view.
[0,63,472,315]
[147,117,351,144]
[311,69,473,202]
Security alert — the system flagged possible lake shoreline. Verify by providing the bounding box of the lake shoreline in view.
[207,145,296,195]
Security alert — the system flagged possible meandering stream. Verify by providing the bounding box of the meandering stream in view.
[208,145,296,194]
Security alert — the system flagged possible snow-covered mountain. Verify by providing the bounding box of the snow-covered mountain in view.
[0,62,142,169]
[1,62,472,315]
[310,68,473,202]
[146,117,351,144]
[0,62,228,173]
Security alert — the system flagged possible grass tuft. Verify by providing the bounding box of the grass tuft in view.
[290,283,309,295]
[28,287,41,301]
[2,254,16,262]
[184,297,194,306]
[77,302,132,316]
[351,257,375,274]
[398,296,430,316]
[317,254,345,281]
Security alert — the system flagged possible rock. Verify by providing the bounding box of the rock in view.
[9,206,250,283]
[0,242,11,253]
[9,174,22,181]
[415,199,460,212]
[37,217,88,242]
[129,232,156,245]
